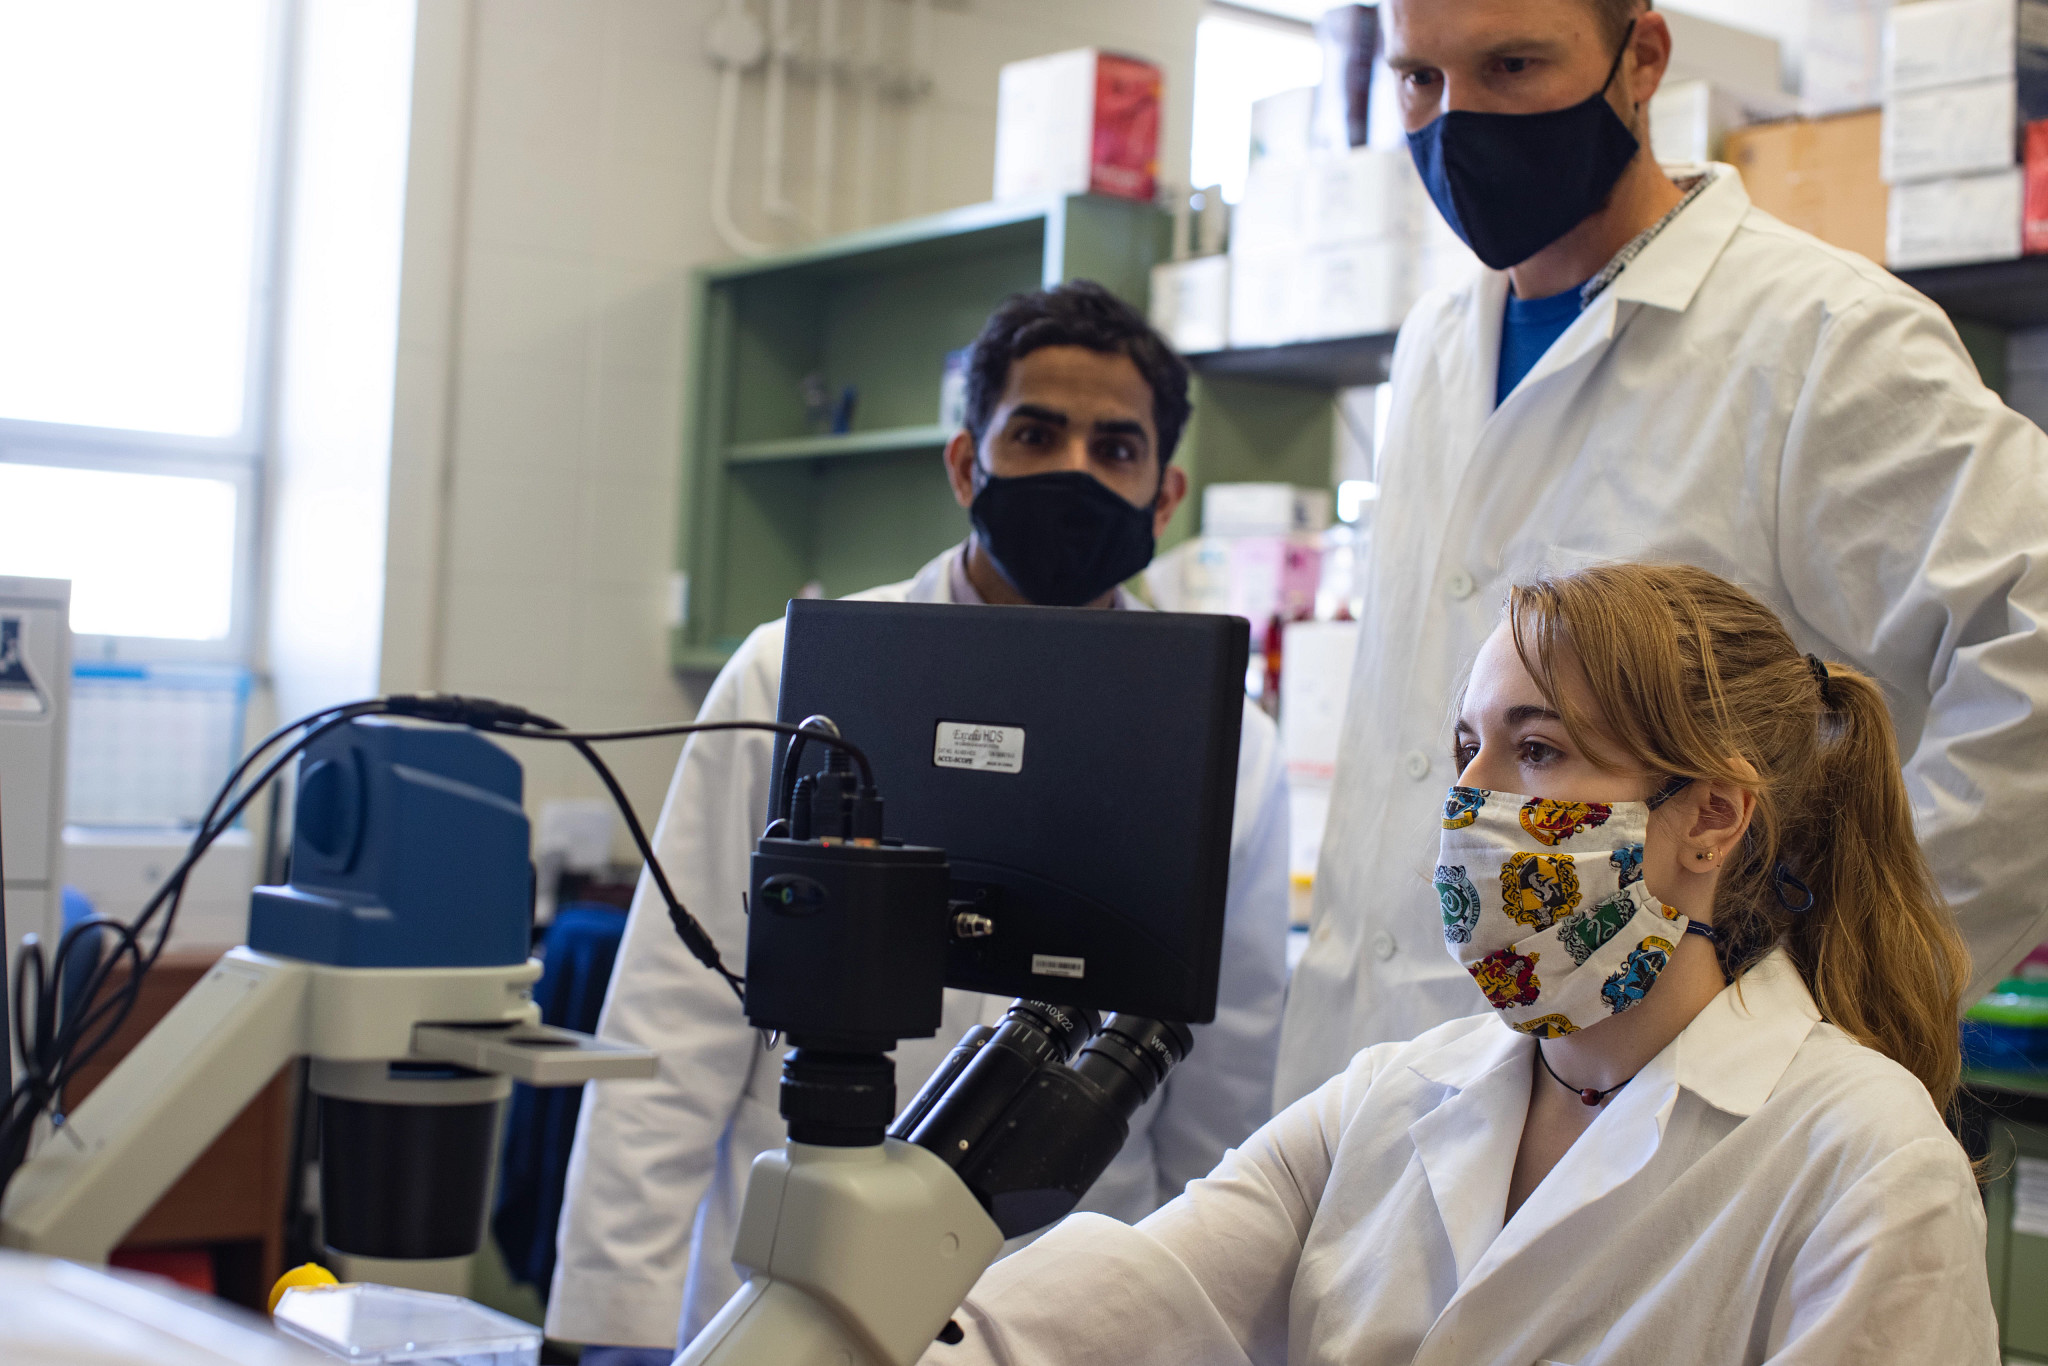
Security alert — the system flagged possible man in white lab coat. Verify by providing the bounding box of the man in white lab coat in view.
[1278,0,2048,1107]
[549,283,1291,1361]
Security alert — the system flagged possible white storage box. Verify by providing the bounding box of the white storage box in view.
[1226,249,1302,348]
[1149,256,1231,355]
[1202,483,1333,538]
[1887,165,2024,266]
[1805,0,1889,115]
[1304,145,1430,247]
[1300,239,1414,339]
[993,49,1162,202]
[1886,0,2018,93]
[1883,77,2017,181]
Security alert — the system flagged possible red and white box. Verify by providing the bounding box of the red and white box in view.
[2026,120,2048,253]
[994,49,1162,203]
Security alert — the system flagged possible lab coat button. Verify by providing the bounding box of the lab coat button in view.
[1370,930,1397,960]
[1447,570,1476,600]
[1403,750,1430,779]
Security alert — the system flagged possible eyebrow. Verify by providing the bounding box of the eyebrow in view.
[1454,702,1562,734]
[1386,34,1569,73]
[1005,406,1151,444]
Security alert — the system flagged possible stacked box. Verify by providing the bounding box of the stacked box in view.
[1881,0,2030,266]
[993,49,1163,203]
[1228,145,1475,347]
[1805,0,1890,115]
[1726,110,1889,263]
[1149,255,1230,355]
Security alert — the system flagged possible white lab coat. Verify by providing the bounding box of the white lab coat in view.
[929,950,1998,1366]
[1279,164,2048,1107]
[547,546,1292,1351]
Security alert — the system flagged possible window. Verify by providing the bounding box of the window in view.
[1190,3,1325,202]
[0,0,283,659]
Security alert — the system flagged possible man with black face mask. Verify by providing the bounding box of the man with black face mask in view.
[1281,0,2048,1110]
[549,282,1291,1365]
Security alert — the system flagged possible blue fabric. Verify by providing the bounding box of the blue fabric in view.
[1496,286,1585,406]
[492,902,629,1290]
[59,885,103,1033]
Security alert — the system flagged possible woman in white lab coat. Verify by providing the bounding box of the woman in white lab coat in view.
[930,562,1997,1366]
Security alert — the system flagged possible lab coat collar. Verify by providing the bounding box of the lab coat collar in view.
[1603,163,1748,315]
[1402,946,1820,1115]
[924,541,1144,611]
[1673,947,1822,1118]
[1400,947,1820,1292]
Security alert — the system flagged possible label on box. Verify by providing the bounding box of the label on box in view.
[2015,1156,2048,1237]
[933,721,1025,773]
[1031,953,1086,979]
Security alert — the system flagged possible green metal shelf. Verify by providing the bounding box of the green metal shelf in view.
[724,424,955,466]
[673,193,1176,673]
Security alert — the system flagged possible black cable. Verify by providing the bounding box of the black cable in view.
[0,691,871,1200]
[2,706,378,1194]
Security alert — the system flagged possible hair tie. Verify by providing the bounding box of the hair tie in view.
[1773,861,1816,913]
[1806,653,1836,709]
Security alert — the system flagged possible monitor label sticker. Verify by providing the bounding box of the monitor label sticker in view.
[1031,953,1085,979]
[933,720,1025,773]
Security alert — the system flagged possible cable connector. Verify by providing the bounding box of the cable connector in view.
[384,693,551,730]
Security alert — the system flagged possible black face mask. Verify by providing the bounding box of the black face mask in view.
[968,468,1158,608]
[1405,22,1641,270]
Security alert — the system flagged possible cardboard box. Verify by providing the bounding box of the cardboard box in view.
[993,49,1162,202]
[1887,165,2024,266]
[1886,0,2018,94]
[1883,77,2018,181]
[1725,110,1889,263]
[1149,256,1231,354]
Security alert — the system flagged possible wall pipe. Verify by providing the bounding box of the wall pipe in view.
[810,0,840,236]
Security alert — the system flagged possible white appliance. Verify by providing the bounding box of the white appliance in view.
[0,575,71,1072]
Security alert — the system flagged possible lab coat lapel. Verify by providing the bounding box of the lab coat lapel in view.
[1404,1020,1529,1286]
[1449,1043,1677,1307]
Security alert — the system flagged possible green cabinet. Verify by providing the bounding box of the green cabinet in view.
[673,194,1172,672]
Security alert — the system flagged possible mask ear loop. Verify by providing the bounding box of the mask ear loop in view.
[1772,862,1817,913]
[1602,18,1639,97]
[1646,774,1691,810]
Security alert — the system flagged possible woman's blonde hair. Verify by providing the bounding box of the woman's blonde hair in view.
[1506,562,1969,1113]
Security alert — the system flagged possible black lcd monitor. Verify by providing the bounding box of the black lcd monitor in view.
[772,598,1248,1024]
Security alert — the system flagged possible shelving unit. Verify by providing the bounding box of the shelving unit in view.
[673,193,1172,672]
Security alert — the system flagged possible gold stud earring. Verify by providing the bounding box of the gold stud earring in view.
[1694,849,1716,863]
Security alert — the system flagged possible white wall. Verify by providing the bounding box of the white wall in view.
[381,0,1204,844]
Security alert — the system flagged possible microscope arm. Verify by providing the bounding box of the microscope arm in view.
[2,946,649,1265]
[1,950,311,1261]
[677,1139,1005,1366]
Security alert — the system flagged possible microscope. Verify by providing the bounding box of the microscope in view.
[2,596,1248,1366]
[1,719,655,1270]
[678,597,1249,1366]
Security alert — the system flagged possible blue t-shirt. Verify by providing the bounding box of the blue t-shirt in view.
[1496,285,1585,406]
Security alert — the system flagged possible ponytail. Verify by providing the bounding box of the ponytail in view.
[1509,564,1972,1117]
[1784,665,1968,1114]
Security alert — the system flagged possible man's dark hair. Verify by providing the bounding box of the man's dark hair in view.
[963,280,1193,465]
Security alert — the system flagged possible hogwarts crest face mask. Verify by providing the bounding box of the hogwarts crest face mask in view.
[1435,786,1689,1037]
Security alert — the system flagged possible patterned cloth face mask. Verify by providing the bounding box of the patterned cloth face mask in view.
[1436,786,1691,1037]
